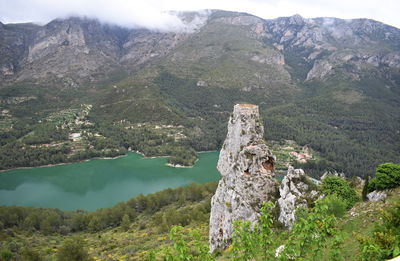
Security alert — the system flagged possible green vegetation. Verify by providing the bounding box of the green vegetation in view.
[167,146,197,166]
[369,163,400,192]
[1,67,399,177]
[231,202,275,260]
[57,237,91,261]
[324,194,348,218]
[357,202,400,260]
[265,75,400,178]
[321,176,359,209]
[279,199,340,261]
[162,226,214,261]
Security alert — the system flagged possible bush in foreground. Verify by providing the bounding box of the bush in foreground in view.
[324,194,347,218]
[369,163,400,192]
[321,176,359,209]
[57,237,91,261]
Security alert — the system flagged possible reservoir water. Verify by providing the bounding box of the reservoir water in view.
[0,152,220,211]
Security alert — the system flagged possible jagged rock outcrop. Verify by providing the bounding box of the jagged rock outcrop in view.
[209,104,278,252]
[321,170,346,180]
[278,166,321,229]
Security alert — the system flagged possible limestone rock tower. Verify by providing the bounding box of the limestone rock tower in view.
[209,104,278,252]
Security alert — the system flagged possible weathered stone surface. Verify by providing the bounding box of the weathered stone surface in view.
[277,166,320,229]
[209,104,278,252]
[367,190,387,202]
[354,176,365,188]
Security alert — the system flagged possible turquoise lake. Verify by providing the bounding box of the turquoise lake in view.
[0,152,220,211]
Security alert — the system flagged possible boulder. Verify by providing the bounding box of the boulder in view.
[367,190,387,202]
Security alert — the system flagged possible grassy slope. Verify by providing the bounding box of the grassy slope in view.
[334,188,400,260]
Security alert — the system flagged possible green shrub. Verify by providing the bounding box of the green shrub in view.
[57,237,91,261]
[282,198,339,260]
[232,202,275,261]
[369,163,400,192]
[20,248,42,261]
[321,176,359,209]
[324,194,347,218]
[163,226,214,261]
[121,214,130,231]
[87,216,102,232]
[0,250,13,261]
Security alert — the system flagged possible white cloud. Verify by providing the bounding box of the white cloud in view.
[0,0,398,30]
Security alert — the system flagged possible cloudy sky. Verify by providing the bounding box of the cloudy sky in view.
[0,0,398,30]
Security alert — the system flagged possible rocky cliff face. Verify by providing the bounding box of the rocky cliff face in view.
[0,17,195,85]
[2,11,400,86]
[209,104,278,252]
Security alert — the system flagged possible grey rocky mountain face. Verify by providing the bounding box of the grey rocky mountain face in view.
[0,17,191,85]
[1,11,399,86]
[209,104,278,252]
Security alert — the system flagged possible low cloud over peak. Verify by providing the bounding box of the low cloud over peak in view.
[0,0,191,31]
[0,0,399,30]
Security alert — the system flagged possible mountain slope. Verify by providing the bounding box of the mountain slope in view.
[0,10,399,176]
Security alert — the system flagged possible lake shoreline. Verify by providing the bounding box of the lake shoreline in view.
[0,154,129,173]
[0,150,218,173]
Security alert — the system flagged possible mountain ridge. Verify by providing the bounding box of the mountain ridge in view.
[1,11,400,84]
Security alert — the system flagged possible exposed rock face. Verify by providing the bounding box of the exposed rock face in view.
[278,166,320,229]
[2,11,400,87]
[306,60,333,80]
[209,104,278,252]
[367,190,387,202]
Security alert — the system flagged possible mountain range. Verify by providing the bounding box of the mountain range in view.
[0,10,399,176]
